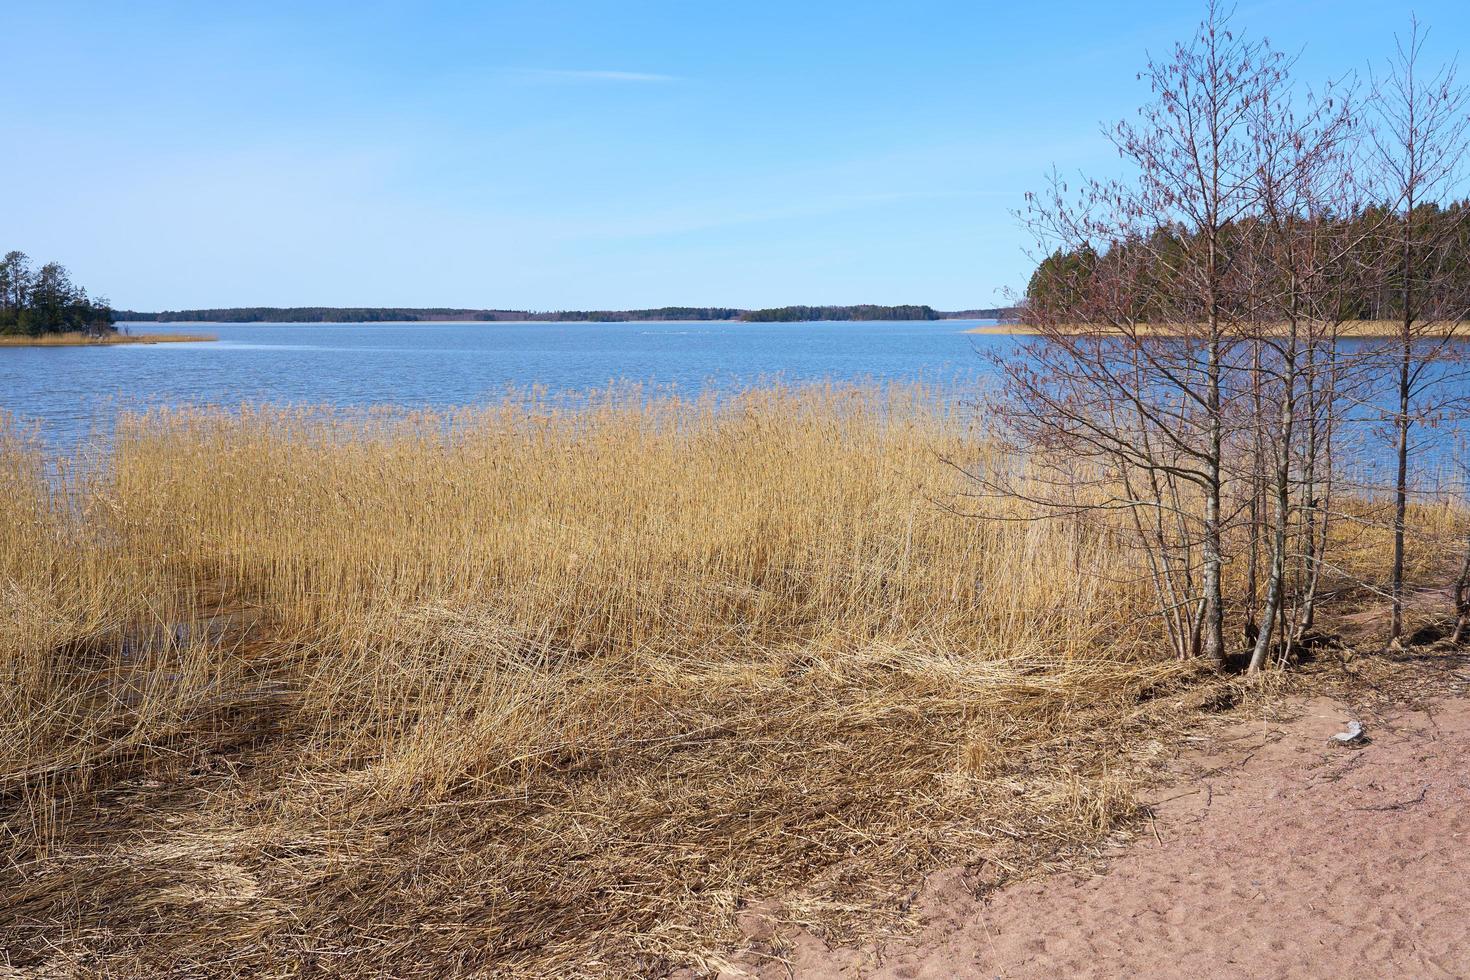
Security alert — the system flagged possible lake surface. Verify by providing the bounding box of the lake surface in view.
[1,320,1007,453]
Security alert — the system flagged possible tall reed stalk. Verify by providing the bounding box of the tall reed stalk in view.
[0,386,1204,976]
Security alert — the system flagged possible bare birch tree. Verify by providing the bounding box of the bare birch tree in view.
[1000,1,1284,668]
[1365,19,1470,643]
[1237,73,1362,671]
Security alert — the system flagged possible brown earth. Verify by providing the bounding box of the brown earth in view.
[707,676,1470,979]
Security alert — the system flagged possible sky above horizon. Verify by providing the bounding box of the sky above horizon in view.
[5,1,1469,311]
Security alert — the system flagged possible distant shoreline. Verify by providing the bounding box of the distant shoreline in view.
[114,304,1020,325]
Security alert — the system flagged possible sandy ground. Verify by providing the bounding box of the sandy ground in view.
[714,688,1470,979]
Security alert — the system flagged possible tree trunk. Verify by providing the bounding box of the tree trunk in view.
[1297,337,1320,636]
[1249,323,1297,673]
[1300,336,1341,635]
[1390,191,1415,645]
[1202,313,1226,668]
[1390,320,1411,643]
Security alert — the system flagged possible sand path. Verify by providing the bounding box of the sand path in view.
[724,691,1470,979]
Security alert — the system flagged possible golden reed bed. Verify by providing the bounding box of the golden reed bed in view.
[0,330,216,346]
[0,384,1412,976]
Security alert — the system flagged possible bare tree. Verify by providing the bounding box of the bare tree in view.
[1238,71,1363,671]
[1365,19,1470,643]
[1001,1,1286,668]
[997,5,1470,667]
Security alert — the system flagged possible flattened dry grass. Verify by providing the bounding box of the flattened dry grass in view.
[1,386,1207,977]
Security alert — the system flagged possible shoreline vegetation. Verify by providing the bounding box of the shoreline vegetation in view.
[114,303,1021,323]
[964,320,1466,338]
[10,4,1470,977]
[1,383,1461,976]
[2,250,114,341]
[0,330,217,347]
[0,385,1181,975]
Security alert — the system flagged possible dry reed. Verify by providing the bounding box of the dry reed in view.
[0,385,1252,976]
[0,331,216,347]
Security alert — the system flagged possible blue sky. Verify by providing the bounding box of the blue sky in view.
[5,1,1468,311]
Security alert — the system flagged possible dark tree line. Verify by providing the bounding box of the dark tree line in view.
[546,307,743,322]
[1026,202,1470,323]
[740,304,939,322]
[114,306,748,323]
[116,307,483,323]
[0,252,112,336]
[116,304,948,323]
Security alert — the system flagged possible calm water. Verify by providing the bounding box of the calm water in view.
[0,319,1007,453]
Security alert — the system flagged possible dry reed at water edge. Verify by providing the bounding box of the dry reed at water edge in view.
[3,385,1209,977]
[0,331,217,346]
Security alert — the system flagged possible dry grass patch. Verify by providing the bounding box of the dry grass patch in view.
[0,386,1245,976]
[0,331,216,346]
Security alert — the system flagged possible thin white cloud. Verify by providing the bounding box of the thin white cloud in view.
[512,69,678,84]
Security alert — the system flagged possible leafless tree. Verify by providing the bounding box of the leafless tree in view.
[1365,18,1470,643]
[1000,1,1285,668]
[1236,70,1364,671]
[995,4,1470,668]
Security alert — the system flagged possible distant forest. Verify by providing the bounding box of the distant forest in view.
[114,303,1014,323]
[1,251,113,336]
[1025,202,1470,320]
[739,304,939,322]
[112,306,740,323]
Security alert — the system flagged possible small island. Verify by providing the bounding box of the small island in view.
[0,250,213,346]
[738,303,939,321]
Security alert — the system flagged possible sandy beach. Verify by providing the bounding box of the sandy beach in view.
[700,677,1470,978]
